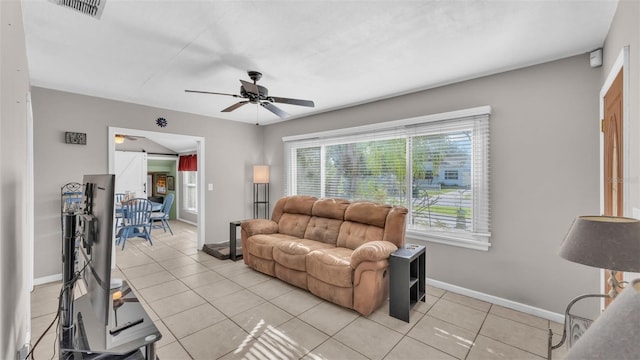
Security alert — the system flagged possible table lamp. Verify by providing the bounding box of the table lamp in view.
[559,215,640,298]
[564,278,640,360]
[548,215,640,359]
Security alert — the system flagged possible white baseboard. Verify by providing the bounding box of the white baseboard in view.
[33,273,62,286]
[177,218,197,226]
[427,278,564,324]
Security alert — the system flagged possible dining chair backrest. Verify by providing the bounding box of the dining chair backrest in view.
[115,193,126,205]
[123,198,152,226]
[161,193,175,216]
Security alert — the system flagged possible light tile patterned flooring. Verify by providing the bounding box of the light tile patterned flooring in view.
[31,221,568,359]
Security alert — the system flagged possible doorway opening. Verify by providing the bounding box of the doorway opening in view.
[108,127,206,261]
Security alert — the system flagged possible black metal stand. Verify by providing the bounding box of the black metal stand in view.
[253,183,269,219]
[547,293,608,359]
[61,213,77,350]
[229,221,243,261]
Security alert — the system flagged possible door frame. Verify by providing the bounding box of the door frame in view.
[108,127,206,252]
[598,46,630,302]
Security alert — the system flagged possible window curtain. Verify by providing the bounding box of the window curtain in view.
[179,154,197,171]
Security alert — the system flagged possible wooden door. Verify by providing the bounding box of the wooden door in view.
[602,69,624,304]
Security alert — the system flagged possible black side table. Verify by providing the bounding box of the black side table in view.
[229,221,243,261]
[389,244,426,322]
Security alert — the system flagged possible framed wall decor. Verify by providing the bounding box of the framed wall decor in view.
[155,174,167,195]
[167,176,175,191]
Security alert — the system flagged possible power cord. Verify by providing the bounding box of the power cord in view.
[26,260,91,359]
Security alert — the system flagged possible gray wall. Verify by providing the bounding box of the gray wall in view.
[32,88,263,278]
[264,54,602,315]
[1,0,31,357]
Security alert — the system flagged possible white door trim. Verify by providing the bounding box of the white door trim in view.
[598,46,631,300]
[599,46,630,217]
[108,127,206,254]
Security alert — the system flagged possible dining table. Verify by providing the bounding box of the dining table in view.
[115,200,163,219]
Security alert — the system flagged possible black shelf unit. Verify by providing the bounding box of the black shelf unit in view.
[253,183,269,219]
[389,244,426,322]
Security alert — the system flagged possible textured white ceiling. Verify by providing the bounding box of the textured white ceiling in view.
[22,0,617,125]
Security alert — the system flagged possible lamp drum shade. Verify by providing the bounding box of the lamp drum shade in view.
[559,216,640,272]
[253,165,270,184]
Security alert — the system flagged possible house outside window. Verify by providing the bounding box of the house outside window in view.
[284,107,491,250]
[183,171,197,212]
[444,170,459,180]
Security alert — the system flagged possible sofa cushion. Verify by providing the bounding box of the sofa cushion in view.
[306,247,354,288]
[246,233,301,260]
[345,201,391,228]
[278,213,311,238]
[336,221,384,250]
[273,239,334,271]
[311,198,350,219]
[304,217,343,245]
[382,206,409,247]
[283,195,316,215]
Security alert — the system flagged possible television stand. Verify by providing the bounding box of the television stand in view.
[59,281,161,359]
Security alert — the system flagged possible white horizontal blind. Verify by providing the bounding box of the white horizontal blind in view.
[284,107,491,249]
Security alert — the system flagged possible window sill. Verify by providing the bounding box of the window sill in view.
[406,229,491,251]
[183,209,198,215]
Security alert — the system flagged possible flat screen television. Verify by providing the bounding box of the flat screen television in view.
[78,174,115,325]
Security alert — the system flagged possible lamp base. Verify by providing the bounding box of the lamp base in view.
[547,293,609,360]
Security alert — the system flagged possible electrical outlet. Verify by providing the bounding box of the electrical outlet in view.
[208,183,213,191]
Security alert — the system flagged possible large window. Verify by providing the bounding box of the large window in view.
[183,171,197,212]
[284,107,491,250]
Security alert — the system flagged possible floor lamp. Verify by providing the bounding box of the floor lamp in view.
[548,216,640,359]
[253,165,270,219]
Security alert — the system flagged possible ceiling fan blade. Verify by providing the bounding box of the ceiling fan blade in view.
[222,101,250,112]
[270,96,315,107]
[185,89,241,98]
[240,80,260,95]
[260,102,289,119]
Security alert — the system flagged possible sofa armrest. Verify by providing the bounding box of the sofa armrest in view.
[241,219,279,237]
[350,241,398,269]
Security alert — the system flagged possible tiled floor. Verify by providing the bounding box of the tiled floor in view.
[31,221,568,359]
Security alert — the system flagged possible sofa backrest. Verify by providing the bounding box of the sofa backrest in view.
[272,195,407,249]
[272,195,316,238]
[337,201,387,250]
[303,198,350,245]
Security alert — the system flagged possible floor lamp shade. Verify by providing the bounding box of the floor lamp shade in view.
[559,216,640,272]
[253,165,270,184]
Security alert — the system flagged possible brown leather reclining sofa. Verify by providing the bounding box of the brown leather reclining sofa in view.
[241,195,408,315]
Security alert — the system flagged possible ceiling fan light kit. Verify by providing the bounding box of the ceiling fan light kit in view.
[185,71,315,120]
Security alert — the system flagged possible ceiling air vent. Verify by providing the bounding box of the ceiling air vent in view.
[49,0,106,19]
